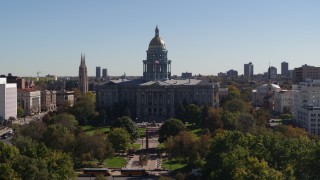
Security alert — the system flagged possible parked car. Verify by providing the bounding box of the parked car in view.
[0,134,8,139]
[0,132,13,139]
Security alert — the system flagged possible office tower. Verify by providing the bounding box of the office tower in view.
[96,66,101,79]
[102,68,108,79]
[281,61,289,77]
[244,62,254,78]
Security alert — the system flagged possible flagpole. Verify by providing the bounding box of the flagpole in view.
[154,61,156,81]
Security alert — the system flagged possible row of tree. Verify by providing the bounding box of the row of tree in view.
[203,130,320,179]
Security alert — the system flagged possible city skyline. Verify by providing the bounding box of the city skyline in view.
[1,1,320,77]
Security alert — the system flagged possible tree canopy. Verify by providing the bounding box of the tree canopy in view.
[107,128,131,152]
[112,116,139,141]
[71,92,98,125]
[185,104,201,125]
[158,118,186,143]
[202,130,318,179]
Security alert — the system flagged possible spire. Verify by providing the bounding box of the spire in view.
[155,25,159,37]
[268,62,271,82]
[83,53,86,65]
[80,53,86,67]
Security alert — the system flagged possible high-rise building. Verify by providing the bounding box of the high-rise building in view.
[244,62,254,78]
[281,61,289,77]
[0,78,17,119]
[226,69,238,78]
[268,66,277,79]
[292,64,320,83]
[79,54,88,94]
[143,26,171,81]
[96,66,101,79]
[102,68,108,79]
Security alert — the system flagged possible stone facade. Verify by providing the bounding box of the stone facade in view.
[56,91,74,107]
[96,27,219,122]
[41,90,57,112]
[17,89,41,116]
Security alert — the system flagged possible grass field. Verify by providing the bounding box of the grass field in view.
[81,125,110,135]
[104,157,126,168]
[157,143,165,149]
[130,143,141,150]
[162,158,187,171]
[186,124,202,137]
[138,127,146,138]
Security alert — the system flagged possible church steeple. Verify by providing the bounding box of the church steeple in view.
[155,25,159,37]
[79,53,88,94]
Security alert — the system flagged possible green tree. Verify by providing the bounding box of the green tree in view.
[72,92,98,125]
[75,132,114,165]
[175,102,186,122]
[238,113,256,133]
[223,98,248,113]
[254,108,270,128]
[220,85,241,106]
[17,107,25,118]
[185,104,201,125]
[100,110,107,125]
[107,128,130,152]
[42,125,75,152]
[53,113,78,132]
[0,143,19,179]
[221,110,240,130]
[112,116,139,141]
[168,131,201,167]
[206,107,223,131]
[158,118,186,143]
[45,151,75,180]
[19,121,47,141]
[203,130,316,179]
[12,155,49,180]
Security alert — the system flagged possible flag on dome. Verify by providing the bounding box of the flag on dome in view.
[155,60,160,64]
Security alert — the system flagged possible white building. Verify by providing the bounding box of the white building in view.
[274,90,292,114]
[252,83,281,109]
[0,78,17,119]
[56,91,74,107]
[292,80,320,135]
[17,89,41,116]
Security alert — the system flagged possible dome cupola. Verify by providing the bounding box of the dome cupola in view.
[148,26,166,49]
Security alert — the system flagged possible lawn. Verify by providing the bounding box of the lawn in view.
[138,127,146,138]
[190,128,202,137]
[104,157,126,168]
[80,125,94,131]
[130,143,141,150]
[80,125,110,135]
[158,143,165,149]
[162,158,187,171]
[186,124,202,137]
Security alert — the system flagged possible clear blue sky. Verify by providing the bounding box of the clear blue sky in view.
[1,0,320,77]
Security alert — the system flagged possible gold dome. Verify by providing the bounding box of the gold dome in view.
[149,36,166,49]
[148,26,166,49]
